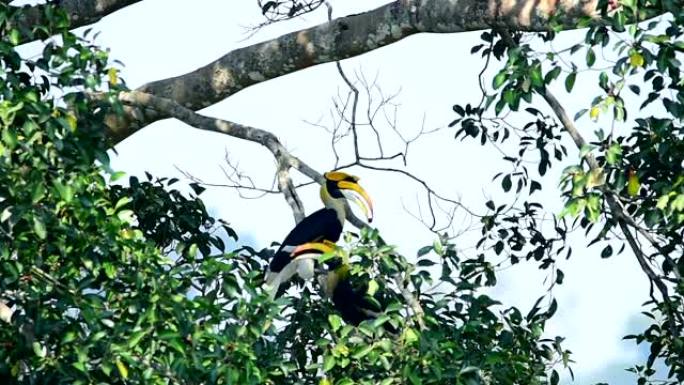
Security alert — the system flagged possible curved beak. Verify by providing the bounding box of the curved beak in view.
[338,180,374,222]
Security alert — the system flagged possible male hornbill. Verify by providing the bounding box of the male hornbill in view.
[264,171,373,299]
[290,241,396,332]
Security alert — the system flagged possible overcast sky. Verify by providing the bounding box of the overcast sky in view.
[25,1,655,383]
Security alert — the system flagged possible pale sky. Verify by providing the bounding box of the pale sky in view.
[22,1,656,383]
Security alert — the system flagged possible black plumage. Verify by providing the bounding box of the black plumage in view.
[268,208,342,272]
[329,272,397,333]
[331,278,379,325]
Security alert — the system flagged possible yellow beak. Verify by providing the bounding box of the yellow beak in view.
[291,240,338,259]
[338,180,374,222]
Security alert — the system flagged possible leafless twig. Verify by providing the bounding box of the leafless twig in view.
[96,90,370,227]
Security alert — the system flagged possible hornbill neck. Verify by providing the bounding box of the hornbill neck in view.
[320,183,346,224]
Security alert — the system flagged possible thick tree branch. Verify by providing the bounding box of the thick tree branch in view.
[277,166,306,223]
[107,0,651,141]
[12,0,142,45]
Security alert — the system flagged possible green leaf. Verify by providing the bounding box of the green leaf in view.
[433,239,444,255]
[0,208,10,223]
[545,66,561,84]
[53,181,74,203]
[550,369,560,385]
[117,210,135,224]
[32,341,46,358]
[328,314,342,332]
[493,71,507,89]
[33,216,47,240]
[530,65,544,88]
[2,129,17,149]
[580,144,596,158]
[656,194,670,210]
[502,174,512,192]
[565,72,577,92]
[352,345,374,359]
[32,183,46,204]
[367,279,379,296]
[402,327,419,344]
[116,360,128,379]
[459,366,480,375]
[9,29,20,46]
[586,48,596,67]
[574,108,588,121]
[127,330,147,349]
[114,196,132,211]
[417,245,432,257]
[601,245,613,259]
[110,171,126,182]
[372,315,391,329]
[323,355,336,372]
[627,172,640,197]
[606,143,622,165]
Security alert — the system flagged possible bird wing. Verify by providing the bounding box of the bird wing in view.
[280,208,343,247]
[269,208,343,272]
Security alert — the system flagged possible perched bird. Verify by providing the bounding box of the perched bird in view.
[264,171,373,299]
[291,241,396,332]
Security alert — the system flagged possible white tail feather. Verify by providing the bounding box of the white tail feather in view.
[264,255,317,299]
[295,258,315,280]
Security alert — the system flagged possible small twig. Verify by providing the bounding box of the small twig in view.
[101,90,369,228]
[335,60,360,161]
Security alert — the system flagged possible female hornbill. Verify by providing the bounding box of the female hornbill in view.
[264,171,373,299]
[289,240,396,332]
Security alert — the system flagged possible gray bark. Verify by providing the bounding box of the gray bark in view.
[115,0,607,141]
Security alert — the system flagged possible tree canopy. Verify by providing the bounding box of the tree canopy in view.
[0,1,682,385]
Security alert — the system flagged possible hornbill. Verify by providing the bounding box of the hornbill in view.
[264,171,373,299]
[290,241,396,332]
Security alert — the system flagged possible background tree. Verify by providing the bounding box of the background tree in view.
[0,0,681,384]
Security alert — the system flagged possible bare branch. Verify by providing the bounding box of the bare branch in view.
[176,166,283,197]
[324,59,472,231]
[277,165,306,223]
[335,60,360,160]
[103,90,370,227]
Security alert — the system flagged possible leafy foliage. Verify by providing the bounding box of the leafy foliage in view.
[6,0,683,384]
[451,0,684,383]
[0,3,570,385]
[268,230,569,384]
